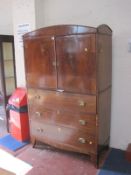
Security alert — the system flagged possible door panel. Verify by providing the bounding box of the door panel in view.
[56,34,96,94]
[24,36,57,89]
[2,42,16,97]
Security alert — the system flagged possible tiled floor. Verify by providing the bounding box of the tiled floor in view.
[18,144,98,175]
[0,140,109,175]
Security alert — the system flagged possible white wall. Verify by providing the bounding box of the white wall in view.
[0,0,13,34]
[35,0,131,150]
[35,0,45,29]
[12,0,36,87]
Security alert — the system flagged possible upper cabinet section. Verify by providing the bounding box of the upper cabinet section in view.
[24,36,57,90]
[23,24,112,94]
[56,34,96,94]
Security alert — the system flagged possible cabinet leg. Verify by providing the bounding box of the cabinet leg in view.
[31,137,36,148]
[90,154,98,168]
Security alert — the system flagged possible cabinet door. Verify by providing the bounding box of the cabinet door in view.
[56,34,96,94]
[24,36,57,89]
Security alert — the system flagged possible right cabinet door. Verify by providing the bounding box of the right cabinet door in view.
[56,34,96,94]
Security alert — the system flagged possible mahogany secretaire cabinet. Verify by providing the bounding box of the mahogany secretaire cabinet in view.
[23,24,112,166]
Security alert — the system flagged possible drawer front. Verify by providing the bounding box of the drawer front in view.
[28,89,96,114]
[29,108,96,134]
[30,120,97,154]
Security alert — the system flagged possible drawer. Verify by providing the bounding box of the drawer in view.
[28,88,96,114]
[29,108,96,134]
[30,120,97,154]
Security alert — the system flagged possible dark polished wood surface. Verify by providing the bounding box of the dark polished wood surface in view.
[29,107,96,133]
[30,120,96,154]
[24,24,112,167]
[97,34,112,92]
[28,89,96,114]
[23,25,97,38]
[24,36,57,89]
[56,34,96,94]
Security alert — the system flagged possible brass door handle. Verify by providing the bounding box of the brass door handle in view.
[51,36,55,40]
[89,141,93,145]
[79,119,86,125]
[84,48,88,52]
[78,138,86,144]
[52,61,57,67]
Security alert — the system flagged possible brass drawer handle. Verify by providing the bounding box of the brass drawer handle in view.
[79,119,86,125]
[35,95,40,99]
[79,101,86,107]
[78,138,86,144]
[35,111,41,117]
[56,110,60,115]
[58,127,62,132]
[36,128,44,132]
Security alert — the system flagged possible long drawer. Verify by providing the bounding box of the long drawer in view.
[28,88,96,114]
[29,107,96,134]
[30,120,97,154]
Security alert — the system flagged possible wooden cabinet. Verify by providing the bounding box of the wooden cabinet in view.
[23,24,112,166]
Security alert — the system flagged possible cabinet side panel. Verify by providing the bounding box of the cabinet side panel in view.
[98,86,111,146]
[97,34,112,92]
[97,33,112,147]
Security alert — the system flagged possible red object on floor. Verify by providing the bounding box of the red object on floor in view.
[8,87,27,108]
[8,88,30,142]
[10,110,30,142]
[125,143,131,162]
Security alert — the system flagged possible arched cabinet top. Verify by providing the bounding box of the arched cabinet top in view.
[23,24,112,39]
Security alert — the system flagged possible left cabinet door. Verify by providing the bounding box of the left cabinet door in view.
[24,36,57,89]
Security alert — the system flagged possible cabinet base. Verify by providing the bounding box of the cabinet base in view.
[32,139,109,168]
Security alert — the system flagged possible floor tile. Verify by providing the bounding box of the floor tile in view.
[17,144,97,175]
